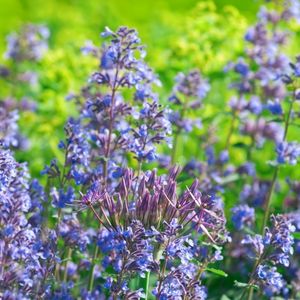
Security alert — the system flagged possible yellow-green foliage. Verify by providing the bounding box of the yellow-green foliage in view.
[159,1,248,75]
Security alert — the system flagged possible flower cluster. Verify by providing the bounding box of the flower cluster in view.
[5,24,49,62]
[231,204,255,230]
[241,215,295,296]
[56,26,171,189]
[77,166,228,298]
[0,148,55,298]
[0,24,49,152]
[276,141,300,165]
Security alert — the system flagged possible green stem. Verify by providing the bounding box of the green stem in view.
[247,287,254,300]
[225,110,237,150]
[54,208,62,281]
[63,248,72,282]
[241,254,264,300]
[103,64,119,185]
[260,166,279,234]
[171,98,189,165]
[283,99,294,140]
[171,129,180,165]
[144,271,150,300]
[261,98,294,234]
[88,245,99,291]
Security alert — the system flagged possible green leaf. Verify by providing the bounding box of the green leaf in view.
[268,118,283,123]
[266,160,279,167]
[220,295,231,300]
[293,232,300,239]
[219,174,239,184]
[205,267,228,277]
[234,281,248,288]
[234,280,258,290]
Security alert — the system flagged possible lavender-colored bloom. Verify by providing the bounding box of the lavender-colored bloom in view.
[241,119,283,145]
[59,214,90,251]
[80,40,99,56]
[0,65,10,77]
[56,26,171,189]
[165,234,194,265]
[248,96,263,115]
[256,265,285,296]
[5,24,49,62]
[45,282,75,300]
[241,234,265,257]
[64,118,91,169]
[237,162,256,176]
[242,215,295,267]
[171,70,210,101]
[126,101,171,162]
[0,148,54,297]
[267,215,295,266]
[276,141,300,165]
[78,166,228,296]
[95,26,160,92]
[228,96,263,115]
[0,107,21,149]
[231,204,255,230]
[51,186,75,208]
[168,70,209,134]
[240,180,270,207]
[153,265,207,299]
[97,220,157,297]
[205,146,215,166]
[234,60,249,77]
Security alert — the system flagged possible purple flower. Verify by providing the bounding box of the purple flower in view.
[234,60,249,77]
[59,215,90,251]
[231,204,255,230]
[51,186,75,208]
[168,70,209,135]
[256,265,285,296]
[240,180,270,207]
[0,148,54,297]
[5,24,49,62]
[171,70,210,101]
[0,106,23,149]
[276,141,300,165]
[242,215,295,267]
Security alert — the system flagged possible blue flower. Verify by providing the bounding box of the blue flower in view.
[112,167,124,179]
[234,61,249,76]
[58,140,65,149]
[276,142,300,165]
[205,146,215,166]
[51,186,75,208]
[266,100,282,115]
[248,96,262,115]
[231,204,255,230]
[100,48,117,69]
[256,265,285,296]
